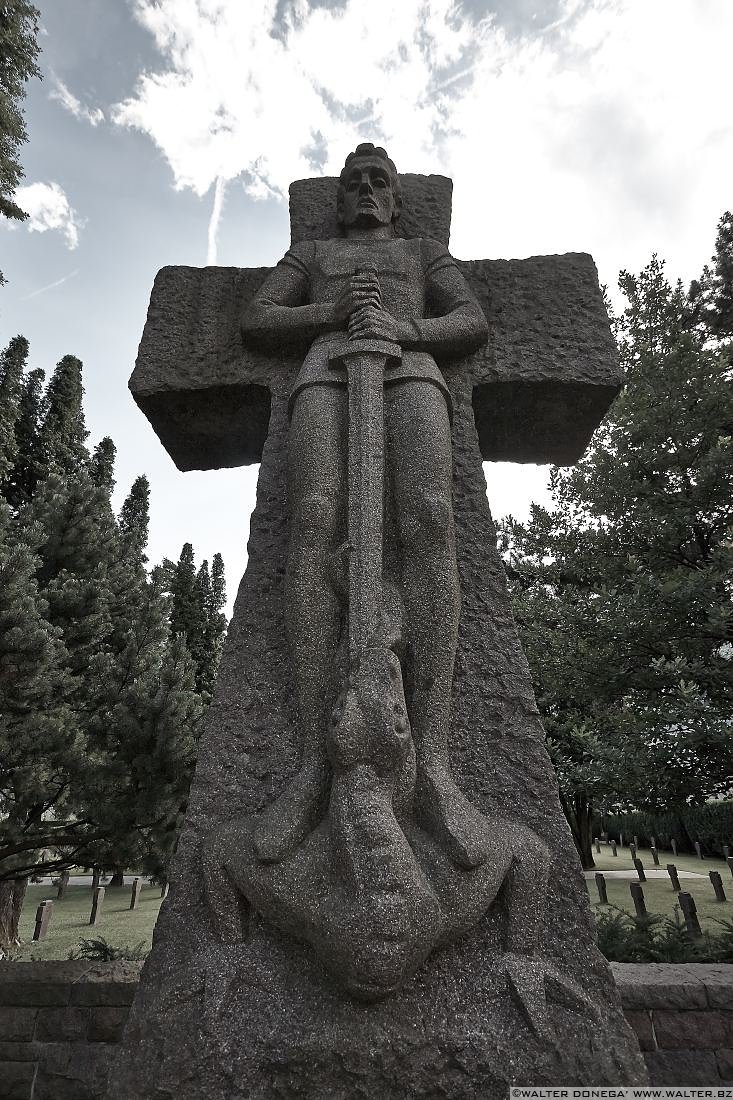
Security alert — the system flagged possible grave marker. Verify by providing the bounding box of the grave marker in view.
[630,883,646,918]
[694,841,703,860]
[611,840,617,857]
[709,871,727,903]
[130,877,142,910]
[33,900,53,941]
[595,873,608,905]
[726,856,733,878]
[650,846,659,866]
[679,891,702,937]
[667,864,681,892]
[90,886,105,925]
[594,837,601,854]
[633,858,646,882]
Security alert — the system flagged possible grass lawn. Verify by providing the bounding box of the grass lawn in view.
[585,870,733,933]
[15,883,163,961]
[590,843,731,877]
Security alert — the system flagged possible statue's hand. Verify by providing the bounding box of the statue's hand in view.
[348,305,409,344]
[333,273,381,324]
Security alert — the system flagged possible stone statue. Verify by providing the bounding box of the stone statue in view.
[112,145,648,1097]
[240,143,490,872]
[201,145,551,1001]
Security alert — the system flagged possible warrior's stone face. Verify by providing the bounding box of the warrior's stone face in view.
[339,156,398,230]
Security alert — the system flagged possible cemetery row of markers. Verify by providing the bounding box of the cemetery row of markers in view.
[31,875,169,942]
[596,834,733,860]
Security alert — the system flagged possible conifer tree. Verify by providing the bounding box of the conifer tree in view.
[90,436,116,493]
[3,364,44,507]
[119,475,150,565]
[35,354,88,478]
[0,499,78,947]
[0,335,27,482]
[0,1,42,284]
[502,247,733,868]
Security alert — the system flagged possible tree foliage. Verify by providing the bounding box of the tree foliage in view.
[501,242,733,868]
[0,1,42,283]
[0,338,225,946]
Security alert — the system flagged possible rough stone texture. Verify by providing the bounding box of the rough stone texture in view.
[1,963,731,1095]
[289,173,453,247]
[130,182,619,472]
[109,372,643,1094]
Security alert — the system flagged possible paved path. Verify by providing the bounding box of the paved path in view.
[35,875,143,887]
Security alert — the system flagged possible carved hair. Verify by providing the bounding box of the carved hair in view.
[337,142,402,224]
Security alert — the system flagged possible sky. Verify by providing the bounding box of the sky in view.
[1,0,732,616]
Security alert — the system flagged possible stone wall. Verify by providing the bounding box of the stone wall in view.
[0,961,731,1097]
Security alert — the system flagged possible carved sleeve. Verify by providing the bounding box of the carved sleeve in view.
[241,241,339,351]
[400,239,488,360]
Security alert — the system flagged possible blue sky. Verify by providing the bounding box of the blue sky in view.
[1,0,732,614]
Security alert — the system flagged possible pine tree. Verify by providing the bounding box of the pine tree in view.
[0,1,42,284]
[0,499,78,947]
[0,335,27,483]
[90,436,116,494]
[119,475,150,566]
[690,211,733,338]
[170,542,205,653]
[35,354,88,479]
[3,364,44,507]
[204,552,227,697]
[502,249,733,867]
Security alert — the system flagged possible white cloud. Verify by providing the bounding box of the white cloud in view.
[113,0,733,292]
[14,182,83,249]
[206,176,227,264]
[50,75,105,126]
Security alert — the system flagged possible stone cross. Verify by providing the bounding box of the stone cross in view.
[112,164,646,1098]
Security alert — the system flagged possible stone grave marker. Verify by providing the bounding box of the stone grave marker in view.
[33,900,53,941]
[629,842,637,860]
[633,858,646,883]
[90,886,105,925]
[727,856,733,878]
[679,892,702,937]
[109,148,647,1098]
[695,841,703,860]
[650,846,659,866]
[710,871,727,903]
[629,883,646,918]
[667,864,682,892]
[595,872,608,905]
[594,837,601,854]
[129,878,142,911]
[724,844,730,860]
[611,839,617,856]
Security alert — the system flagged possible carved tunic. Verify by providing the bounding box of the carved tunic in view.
[241,235,488,413]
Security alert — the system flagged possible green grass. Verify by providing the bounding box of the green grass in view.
[590,843,730,877]
[586,869,733,933]
[16,883,163,961]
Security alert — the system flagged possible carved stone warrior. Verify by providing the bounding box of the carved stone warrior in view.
[202,144,550,1002]
[241,143,490,871]
[113,142,648,1096]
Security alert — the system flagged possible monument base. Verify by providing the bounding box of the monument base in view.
[108,380,647,1098]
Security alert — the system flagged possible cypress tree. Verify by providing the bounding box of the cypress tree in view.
[0,335,27,484]
[3,364,44,507]
[119,474,150,566]
[90,436,116,493]
[35,354,88,479]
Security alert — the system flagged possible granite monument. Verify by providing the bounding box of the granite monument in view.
[109,143,647,1098]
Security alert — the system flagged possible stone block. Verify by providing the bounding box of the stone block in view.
[623,1009,656,1051]
[699,966,733,1010]
[717,1048,733,1083]
[88,1006,129,1043]
[0,1061,36,1100]
[653,1009,732,1050]
[0,1008,35,1042]
[611,963,708,1009]
[644,1050,720,1085]
[70,962,141,1006]
[35,1006,89,1042]
[0,961,91,1006]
